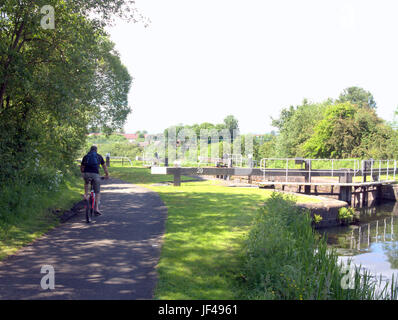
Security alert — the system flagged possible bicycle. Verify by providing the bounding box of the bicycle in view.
[85,176,105,223]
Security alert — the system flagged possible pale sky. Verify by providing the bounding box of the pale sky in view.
[106,0,398,134]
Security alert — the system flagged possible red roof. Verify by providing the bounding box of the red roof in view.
[123,133,138,140]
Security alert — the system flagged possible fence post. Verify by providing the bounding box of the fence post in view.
[339,170,352,205]
[285,159,288,182]
[370,160,373,181]
[106,153,110,167]
[304,160,311,194]
[173,168,181,186]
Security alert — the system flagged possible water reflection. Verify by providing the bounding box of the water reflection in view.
[322,201,398,283]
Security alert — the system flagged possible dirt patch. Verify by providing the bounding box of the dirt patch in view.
[51,200,86,223]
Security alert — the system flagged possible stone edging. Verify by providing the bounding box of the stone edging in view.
[295,197,348,228]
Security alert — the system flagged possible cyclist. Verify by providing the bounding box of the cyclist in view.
[80,145,109,216]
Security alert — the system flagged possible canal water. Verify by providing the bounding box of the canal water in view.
[322,201,398,285]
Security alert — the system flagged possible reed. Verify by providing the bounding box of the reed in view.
[241,192,398,300]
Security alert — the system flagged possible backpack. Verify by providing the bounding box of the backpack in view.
[86,151,99,167]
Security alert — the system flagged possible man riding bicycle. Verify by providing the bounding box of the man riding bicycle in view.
[80,145,109,215]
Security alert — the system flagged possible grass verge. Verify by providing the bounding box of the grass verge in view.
[0,173,84,261]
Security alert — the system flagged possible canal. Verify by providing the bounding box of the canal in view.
[322,201,398,284]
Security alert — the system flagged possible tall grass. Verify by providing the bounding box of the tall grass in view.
[241,192,398,300]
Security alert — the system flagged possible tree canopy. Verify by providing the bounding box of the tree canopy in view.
[223,115,239,140]
[337,86,377,109]
[271,100,330,157]
[0,1,134,182]
[271,88,398,159]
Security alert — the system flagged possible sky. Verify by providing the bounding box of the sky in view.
[106,0,398,134]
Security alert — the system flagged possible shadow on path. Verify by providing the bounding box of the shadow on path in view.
[0,179,167,300]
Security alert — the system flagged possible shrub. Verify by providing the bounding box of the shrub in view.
[0,164,81,222]
[313,214,323,225]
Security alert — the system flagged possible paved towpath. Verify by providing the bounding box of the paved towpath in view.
[0,179,167,300]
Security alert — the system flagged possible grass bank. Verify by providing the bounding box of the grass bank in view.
[109,166,320,299]
[0,171,84,261]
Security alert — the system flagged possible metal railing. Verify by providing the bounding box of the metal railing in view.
[198,155,243,167]
[228,154,243,167]
[198,156,222,166]
[75,156,133,167]
[259,158,366,183]
[360,160,397,182]
[108,156,133,167]
[141,152,161,167]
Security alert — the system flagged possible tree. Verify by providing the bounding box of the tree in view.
[271,100,330,157]
[257,135,277,161]
[303,103,360,158]
[0,1,135,182]
[223,115,239,141]
[337,86,377,109]
[135,130,148,139]
[303,102,395,159]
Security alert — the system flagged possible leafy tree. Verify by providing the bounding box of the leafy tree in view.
[271,100,330,157]
[0,1,135,185]
[135,130,148,139]
[303,103,360,158]
[257,134,277,161]
[199,122,216,131]
[223,115,239,141]
[337,86,377,109]
[303,102,396,159]
[353,117,398,159]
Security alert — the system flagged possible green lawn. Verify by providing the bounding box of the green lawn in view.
[108,165,194,184]
[109,166,320,299]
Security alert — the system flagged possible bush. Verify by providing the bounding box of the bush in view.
[241,192,398,300]
[313,214,323,225]
[0,164,81,222]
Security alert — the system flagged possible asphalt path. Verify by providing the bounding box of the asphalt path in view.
[0,178,167,300]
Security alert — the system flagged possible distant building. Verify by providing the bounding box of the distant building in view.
[122,133,139,143]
